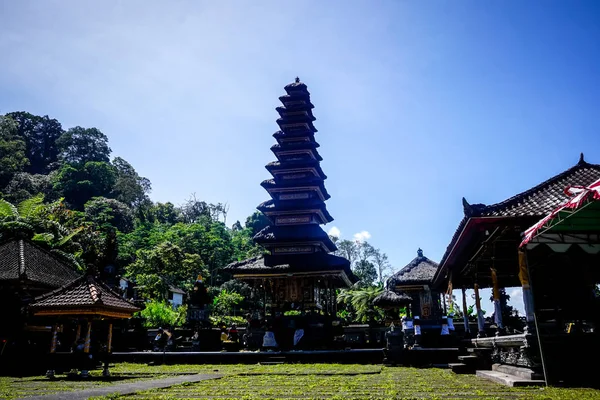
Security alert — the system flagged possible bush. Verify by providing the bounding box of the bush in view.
[136,300,187,328]
[210,315,246,328]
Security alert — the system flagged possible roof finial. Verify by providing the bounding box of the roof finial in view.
[295,77,300,83]
[417,248,423,257]
[579,152,585,165]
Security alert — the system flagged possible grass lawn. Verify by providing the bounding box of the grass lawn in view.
[3,364,600,399]
[105,364,600,400]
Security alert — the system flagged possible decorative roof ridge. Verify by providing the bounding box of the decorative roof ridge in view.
[87,274,102,304]
[465,157,600,217]
[18,239,26,277]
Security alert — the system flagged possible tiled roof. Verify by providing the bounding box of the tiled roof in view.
[29,274,140,313]
[475,158,600,217]
[0,239,81,288]
[388,249,438,286]
[439,157,600,269]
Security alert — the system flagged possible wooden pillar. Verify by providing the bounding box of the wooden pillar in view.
[75,323,82,341]
[83,321,92,353]
[49,323,59,353]
[103,322,113,377]
[46,323,60,378]
[461,287,470,334]
[474,283,485,337]
[490,267,504,332]
[518,250,536,331]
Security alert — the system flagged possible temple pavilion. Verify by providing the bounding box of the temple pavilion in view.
[387,249,443,329]
[434,154,600,385]
[225,78,356,318]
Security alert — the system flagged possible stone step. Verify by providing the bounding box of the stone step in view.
[492,364,543,380]
[467,347,492,353]
[448,363,473,374]
[457,355,480,362]
[476,370,546,387]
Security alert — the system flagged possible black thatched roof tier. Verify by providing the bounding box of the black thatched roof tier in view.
[0,238,81,289]
[277,118,318,134]
[372,290,412,308]
[265,160,327,181]
[284,78,309,94]
[273,130,316,141]
[388,249,439,287]
[224,253,357,285]
[276,106,315,119]
[257,199,333,223]
[278,95,314,110]
[29,274,139,318]
[438,156,600,274]
[271,141,320,151]
[271,142,322,162]
[261,178,331,200]
[253,225,337,252]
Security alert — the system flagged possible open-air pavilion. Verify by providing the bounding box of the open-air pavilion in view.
[433,155,600,385]
[28,273,139,378]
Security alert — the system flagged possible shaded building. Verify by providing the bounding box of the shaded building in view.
[0,238,81,336]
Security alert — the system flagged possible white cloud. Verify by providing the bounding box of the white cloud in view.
[353,231,371,242]
[328,226,341,238]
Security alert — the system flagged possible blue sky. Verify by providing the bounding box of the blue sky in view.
[1,1,599,314]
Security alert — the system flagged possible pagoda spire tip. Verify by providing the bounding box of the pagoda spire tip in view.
[295,77,300,83]
[579,152,585,165]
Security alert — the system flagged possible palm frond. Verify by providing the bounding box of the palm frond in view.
[0,199,18,218]
[17,193,45,219]
[50,249,83,272]
[32,232,55,244]
[57,226,83,247]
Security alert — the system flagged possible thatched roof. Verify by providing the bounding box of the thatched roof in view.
[224,253,357,285]
[253,225,337,252]
[388,249,438,287]
[372,290,412,308]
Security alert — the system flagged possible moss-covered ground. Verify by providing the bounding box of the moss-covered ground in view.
[2,363,600,399]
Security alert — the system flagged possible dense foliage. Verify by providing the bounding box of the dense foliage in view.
[0,111,396,326]
[0,112,263,320]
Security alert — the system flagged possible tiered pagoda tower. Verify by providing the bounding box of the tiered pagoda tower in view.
[225,78,355,315]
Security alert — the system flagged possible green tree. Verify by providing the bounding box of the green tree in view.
[244,210,270,236]
[111,157,151,207]
[212,289,244,316]
[125,241,206,300]
[57,126,111,165]
[0,115,29,189]
[7,111,64,174]
[84,197,134,233]
[372,248,392,286]
[153,202,181,225]
[52,161,117,209]
[354,259,378,286]
[2,172,55,204]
